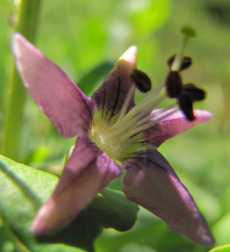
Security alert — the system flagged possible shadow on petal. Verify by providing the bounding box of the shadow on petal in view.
[36,188,139,252]
[122,149,214,245]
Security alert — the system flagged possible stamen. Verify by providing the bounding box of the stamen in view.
[108,95,167,139]
[178,94,194,121]
[178,83,205,121]
[90,29,206,162]
[167,55,192,71]
[131,69,152,93]
[108,81,165,133]
[119,84,166,126]
[108,85,135,131]
[108,25,200,142]
[136,81,165,108]
[182,83,205,101]
[129,95,167,124]
[129,101,178,131]
[118,94,166,133]
[119,103,178,143]
[165,71,182,98]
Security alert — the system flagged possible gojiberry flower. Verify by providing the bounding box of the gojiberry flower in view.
[12,33,214,245]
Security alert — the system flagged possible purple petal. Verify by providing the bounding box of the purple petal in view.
[91,46,137,120]
[12,33,92,138]
[31,135,121,234]
[144,109,212,147]
[122,149,214,245]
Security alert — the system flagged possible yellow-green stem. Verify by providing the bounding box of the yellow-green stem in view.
[2,0,42,160]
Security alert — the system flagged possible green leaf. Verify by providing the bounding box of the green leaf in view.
[39,188,139,252]
[212,213,230,244]
[0,155,139,252]
[77,62,113,96]
[210,244,230,252]
[90,187,139,232]
[0,155,82,252]
[0,216,22,252]
[127,0,170,36]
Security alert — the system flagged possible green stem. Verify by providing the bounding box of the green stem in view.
[2,0,42,160]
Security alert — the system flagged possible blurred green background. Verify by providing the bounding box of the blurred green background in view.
[1,0,230,251]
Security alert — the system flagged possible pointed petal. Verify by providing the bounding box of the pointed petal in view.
[12,33,92,138]
[144,109,212,147]
[122,149,214,245]
[31,135,121,234]
[91,46,137,120]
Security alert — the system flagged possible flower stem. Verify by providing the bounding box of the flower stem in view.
[2,0,42,160]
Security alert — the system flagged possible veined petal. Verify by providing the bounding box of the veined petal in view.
[31,135,121,234]
[144,109,212,147]
[12,33,92,138]
[91,46,137,121]
[122,149,214,245]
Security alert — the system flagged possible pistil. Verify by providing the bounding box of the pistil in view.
[171,26,196,71]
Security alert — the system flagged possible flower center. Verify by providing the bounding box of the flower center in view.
[90,107,144,163]
[89,83,177,163]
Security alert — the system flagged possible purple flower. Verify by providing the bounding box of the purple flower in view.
[12,33,214,245]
